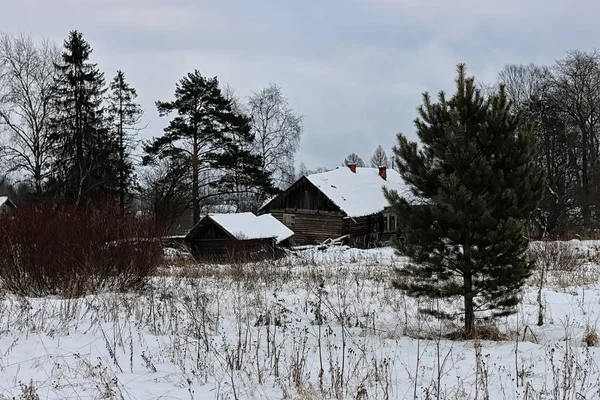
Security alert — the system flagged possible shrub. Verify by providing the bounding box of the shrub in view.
[0,206,164,297]
[528,241,584,272]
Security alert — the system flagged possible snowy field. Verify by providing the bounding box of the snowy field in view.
[1,241,600,399]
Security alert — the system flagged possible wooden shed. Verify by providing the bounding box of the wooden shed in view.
[0,196,16,214]
[185,212,294,261]
[259,165,414,248]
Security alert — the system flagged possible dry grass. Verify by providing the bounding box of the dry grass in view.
[584,326,599,347]
[444,324,518,341]
[1,241,600,399]
[528,240,598,288]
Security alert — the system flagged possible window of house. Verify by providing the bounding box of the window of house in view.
[381,212,397,232]
[283,213,296,225]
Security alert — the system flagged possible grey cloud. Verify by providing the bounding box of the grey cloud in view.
[2,0,599,170]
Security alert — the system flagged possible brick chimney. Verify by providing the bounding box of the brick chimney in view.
[378,166,387,180]
[347,163,356,173]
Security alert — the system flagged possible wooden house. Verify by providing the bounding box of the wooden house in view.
[259,165,414,248]
[185,212,294,260]
[0,196,16,214]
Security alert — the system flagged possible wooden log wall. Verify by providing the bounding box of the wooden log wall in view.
[189,238,273,261]
[269,211,344,245]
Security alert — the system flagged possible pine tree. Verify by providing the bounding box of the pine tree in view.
[107,70,143,215]
[370,145,390,168]
[385,64,545,337]
[49,30,115,208]
[143,70,274,224]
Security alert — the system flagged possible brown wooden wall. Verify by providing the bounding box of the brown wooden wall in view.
[262,177,340,213]
[269,211,344,245]
[186,218,229,241]
[188,238,274,261]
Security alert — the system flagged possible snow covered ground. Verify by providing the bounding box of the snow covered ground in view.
[1,241,600,399]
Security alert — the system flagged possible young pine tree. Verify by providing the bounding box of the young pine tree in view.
[143,70,274,224]
[107,70,143,215]
[49,30,116,208]
[384,64,545,337]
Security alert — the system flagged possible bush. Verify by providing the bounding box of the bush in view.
[0,206,164,297]
[529,240,584,272]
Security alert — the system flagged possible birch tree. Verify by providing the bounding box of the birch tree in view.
[248,83,303,189]
[0,33,59,199]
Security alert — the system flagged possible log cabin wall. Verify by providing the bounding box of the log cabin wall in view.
[269,211,344,245]
[345,214,385,248]
[190,238,272,261]
[263,177,340,212]
[261,177,346,245]
[187,218,229,241]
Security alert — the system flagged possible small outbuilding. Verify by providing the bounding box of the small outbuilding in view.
[185,212,294,261]
[0,196,16,214]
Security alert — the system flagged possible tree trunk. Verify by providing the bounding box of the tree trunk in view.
[582,127,591,228]
[192,129,199,225]
[119,97,125,216]
[537,263,545,326]
[76,86,83,207]
[464,273,475,338]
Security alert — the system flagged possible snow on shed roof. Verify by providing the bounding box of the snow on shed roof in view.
[208,212,294,244]
[305,167,413,218]
[0,196,14,208]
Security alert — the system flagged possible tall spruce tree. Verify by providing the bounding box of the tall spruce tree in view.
[107,70,143,215]
[384,64,545,337]
[143,70,274,224]
[49,30,116,208]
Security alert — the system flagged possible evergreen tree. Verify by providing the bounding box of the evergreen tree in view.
[143,70,274,224]
[384,64,545,337]
[107,70,143,215]
[49,30,115,208]
[370,144,390,168]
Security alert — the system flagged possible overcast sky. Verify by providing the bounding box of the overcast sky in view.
[2,0,599,170]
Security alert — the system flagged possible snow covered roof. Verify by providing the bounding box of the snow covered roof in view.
[305,167,413,218]
[204,212,294,244]
[0,196,15,209]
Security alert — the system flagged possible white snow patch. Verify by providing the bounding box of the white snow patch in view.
[2,241,600,398]
[209,212,293,243]
[306,167,414,217]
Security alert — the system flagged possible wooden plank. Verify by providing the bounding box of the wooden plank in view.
[269,211,345,245]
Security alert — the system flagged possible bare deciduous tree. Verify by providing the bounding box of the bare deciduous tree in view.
[248,83,303,190]
[498,63,550,111]
[370,144,390,168]
[549,50,600,228]
[139,157,192,233]
[498,63,577,235]
[343,153,365,167]
[0,33,59,199]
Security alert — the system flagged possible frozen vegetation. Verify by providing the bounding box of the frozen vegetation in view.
[1,241,600,399]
